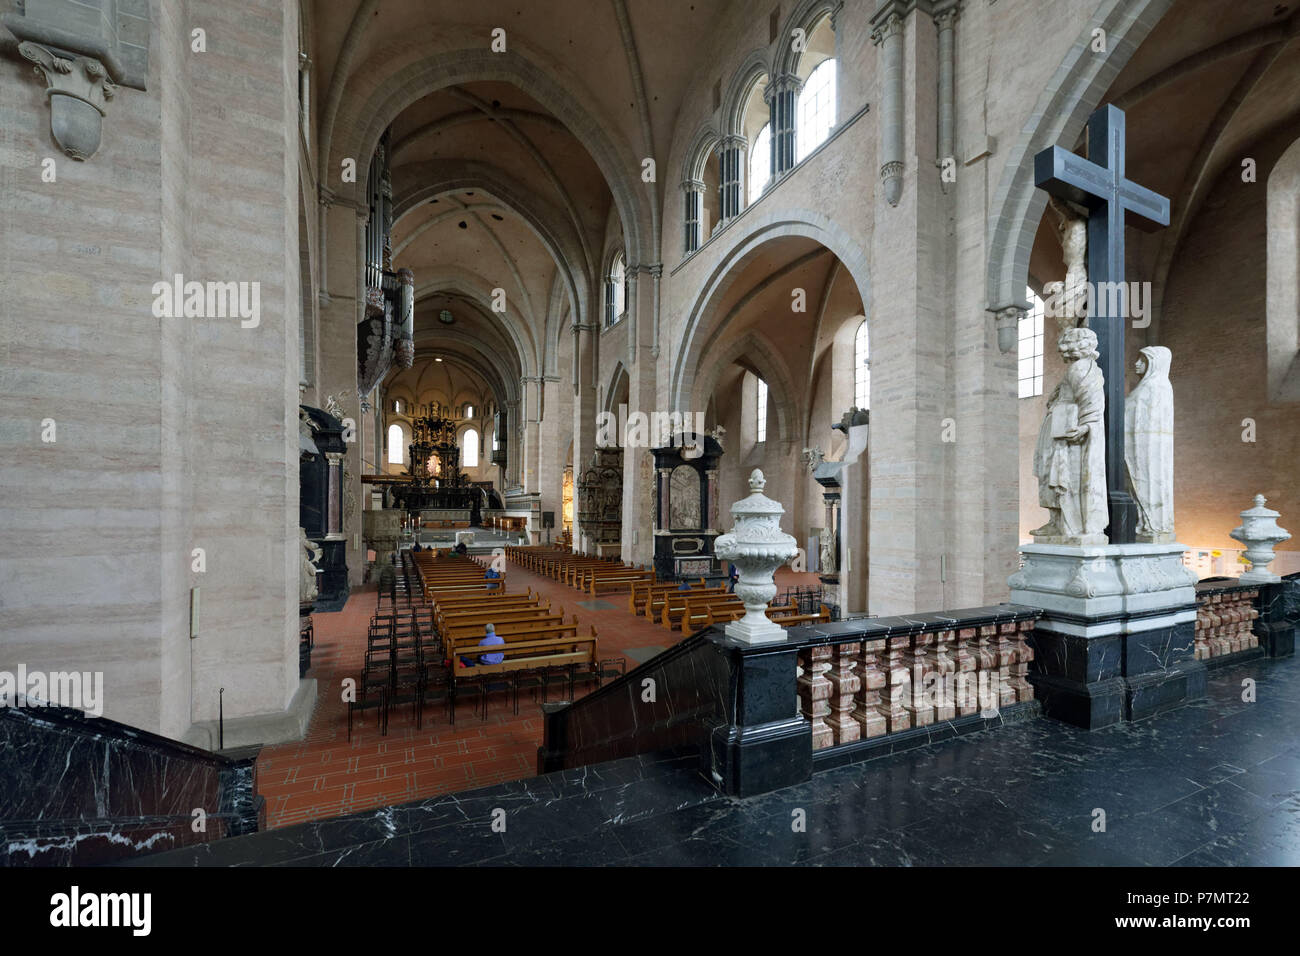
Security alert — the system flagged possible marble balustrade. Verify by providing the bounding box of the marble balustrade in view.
[1193,582,1260,661]
[797,609,1039,751]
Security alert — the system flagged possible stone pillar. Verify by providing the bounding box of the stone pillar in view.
[681,179,704,254]
[933,1,959,167]
[765,73,803,178]
[716,135,745,222]
[871,11,905,206]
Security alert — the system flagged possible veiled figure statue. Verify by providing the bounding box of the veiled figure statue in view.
[1031,327,1108,544]
[1125,346,1175,542]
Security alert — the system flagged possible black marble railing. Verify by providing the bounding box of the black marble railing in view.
[538,633,729,776]
[539,604,1043,798]
[1,699,263,866]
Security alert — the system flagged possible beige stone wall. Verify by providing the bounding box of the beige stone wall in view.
[0,0,303,738]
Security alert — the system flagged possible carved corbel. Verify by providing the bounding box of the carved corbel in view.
[4,0,149,161]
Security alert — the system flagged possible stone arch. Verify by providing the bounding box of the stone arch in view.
[412,269,537,381]
[690,330,800,447]
[774,0,839,78]
[721,48,774,138]
[682,121,720,182]
[670,209,871,416]
[603,361,631,417]
[325,41,652,267]
[1267,134,1300,402]
[984,0,1174,316]
[392,165,587,374]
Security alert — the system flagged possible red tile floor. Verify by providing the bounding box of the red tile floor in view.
[258,562,823,829]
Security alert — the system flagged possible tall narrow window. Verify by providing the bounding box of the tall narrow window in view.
[607,253,626,327]
[387,423,404,465]
[854,320,870,409]
[462,429,479,468]
[1018,286,1045,398]
[465,404,474,418]
[797,60,836,162]
[756,378,769,443]
[748,124,771,204]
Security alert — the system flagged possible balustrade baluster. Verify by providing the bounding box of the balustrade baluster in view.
[797,646,834,750]
[826,642,862,745]
[853,640,887,738]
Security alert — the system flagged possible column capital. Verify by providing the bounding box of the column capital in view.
[765,72,804,99]
[680,177,706,193]
[870,11,905,45]
[718,133,747,152]
[932,0,961,29]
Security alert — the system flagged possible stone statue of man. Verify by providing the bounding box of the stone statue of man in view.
[1124,346,1175,542]
[1030,326,1108,544]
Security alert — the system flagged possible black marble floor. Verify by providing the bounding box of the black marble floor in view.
[132,653,1300,866]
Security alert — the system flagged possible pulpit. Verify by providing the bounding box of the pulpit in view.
[651,435,724,580]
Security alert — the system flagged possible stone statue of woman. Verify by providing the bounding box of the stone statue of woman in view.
[1030,326,1108,544]
[1124,346,1175,542]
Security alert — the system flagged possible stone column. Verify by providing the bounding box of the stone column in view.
[681,179,704,254]
[934,1,959,167]
[716,135,745,222]
[765,73,803,178]
[871,11,905,206]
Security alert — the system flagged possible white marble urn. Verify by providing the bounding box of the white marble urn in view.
[1229,495,1292,584]
[713,469,799,644]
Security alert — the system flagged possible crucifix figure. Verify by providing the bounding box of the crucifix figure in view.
[1034,104,1171,545]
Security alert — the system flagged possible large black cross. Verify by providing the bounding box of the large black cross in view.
[1034,104,1170,545]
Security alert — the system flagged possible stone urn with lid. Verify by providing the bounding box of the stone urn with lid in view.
[713,469,800,644]
[1229,495,1292,584]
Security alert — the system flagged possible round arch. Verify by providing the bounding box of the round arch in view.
[721,48,774,138]
[984,0,1173,316]
[670,209,872,416]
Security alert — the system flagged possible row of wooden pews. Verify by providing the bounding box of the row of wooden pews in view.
[349,550,627,735]
[627,579,832,632]
[505,545,656,596]
[414,551,625,723]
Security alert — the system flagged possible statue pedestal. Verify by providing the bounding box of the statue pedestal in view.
[1009,542,1204,728]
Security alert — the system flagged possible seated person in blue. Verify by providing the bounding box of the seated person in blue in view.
[678,579,692,591]
[460,624,506,667]
[484,566,502,590]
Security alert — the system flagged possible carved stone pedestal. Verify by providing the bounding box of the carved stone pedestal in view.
[1009,542,1203,728]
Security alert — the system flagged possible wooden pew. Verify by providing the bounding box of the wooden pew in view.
[644,585,729,621]
[660,592,744,630]
[628,579,706,615]
[578,565,655,595]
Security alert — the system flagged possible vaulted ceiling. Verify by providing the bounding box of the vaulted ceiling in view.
[309,0,734,409]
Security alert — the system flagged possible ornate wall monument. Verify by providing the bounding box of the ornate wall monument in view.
[651,434,723,580]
